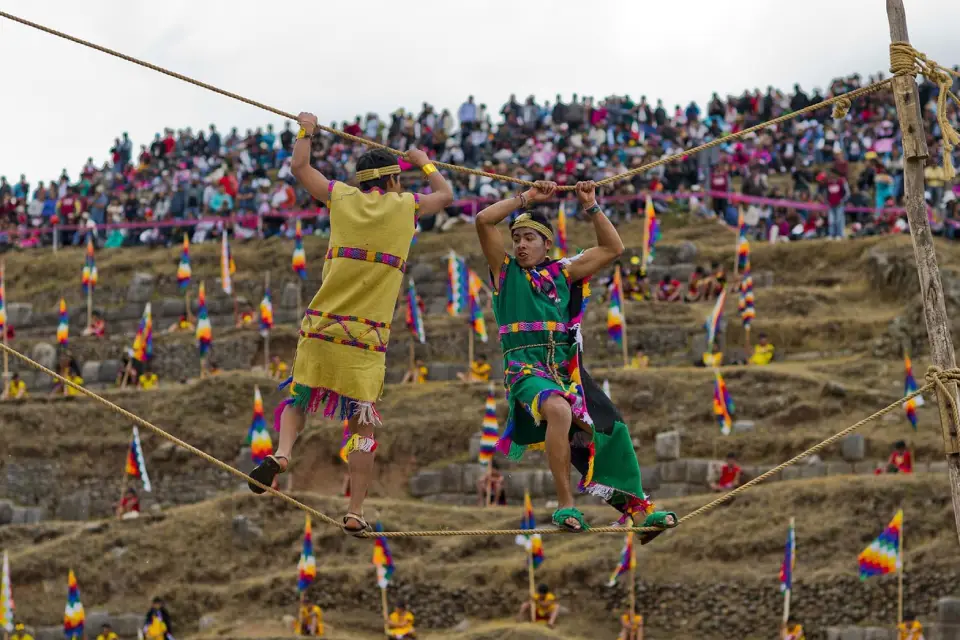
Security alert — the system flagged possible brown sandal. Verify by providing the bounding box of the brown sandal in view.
[342,512,370,537]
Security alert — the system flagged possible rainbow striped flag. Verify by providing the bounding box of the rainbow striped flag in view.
[338,420,351,463]
[736,211,750,272]
[446,252,468,316]
[555,204,568,259]
[0,264,7,333]
[177,234,192,290]
[738,269,755,330]
[259,287,274,336]
[196,282,212,356]
[220,231,235,295]
[467,269,488,343]
[641,195,660,269]
[0,551,13,633]
[515,491,544,568]
[858,510,903,580]
[63,570,84,640]
[607,266,624,345]
[125,426,152,492]
[132,303,153,364]
[297,515,316,593]
[373,522,395,588]
[248,387,273,465]
[904,355,922,430]
[292,219,307,280]
[713,369,734,435]
[81,233,97,296]
[779,520,796,592]
[405,279,425,344]
[57,299,69,347]
[607,532,635,586]
[705,287,727,353]
[479,385,499,466]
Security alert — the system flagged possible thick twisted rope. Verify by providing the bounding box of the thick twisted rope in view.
[2,340,956,539]
[3,11,950,194]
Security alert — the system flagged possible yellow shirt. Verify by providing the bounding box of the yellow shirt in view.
[416,366,428,384]
[897,621,923,640]
[750,343,775,366]
[630,355,649,369]
[11,633,35,640]
[145,615,167,640]
[783,624,805,640]
[270,360,289,379]
[139,373,159,390]
[702,352,723,368]
[387,610,415,638]
[295,605,324,636]
[97,632,120,640]
[178,319,195,331]
[470,361,492,382]
[8,379,27,398]
[621,613,643,630]
[66,375,84,396]
[534,593,557,619]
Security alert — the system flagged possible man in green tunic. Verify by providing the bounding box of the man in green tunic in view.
[475,180,676,538]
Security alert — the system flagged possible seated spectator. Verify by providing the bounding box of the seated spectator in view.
[96,623,119,640]
[656,273,682,302]
[143,597,173,640]
[117,351,140,388]
[386,601,416,640]
[684,266,706,302]
[518,584,559,628]
[52,364,84,397]
[4,372,27,399]
[237,305,255,328]
[704,261,727,300]
[897,612,924,640]
[166,314,194,333]
[618,612,643,640]
[11,621,34,640]
[269,355,289,380]
[877,440,913,474]
[138,369,159,390]
[82,311,106,337]
[781,616,805,640]
[629,348,649,369]
[749,332,775,365]
[401,359,428,384]
[711,452,742,491]
[206,360,222,376]
[458,354,492,382]
[476,460,506,506]
[295,600,324,637]
[625,269,650,301]
[116,487,140,519]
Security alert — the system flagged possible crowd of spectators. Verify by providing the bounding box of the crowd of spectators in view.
[1,67,958,250]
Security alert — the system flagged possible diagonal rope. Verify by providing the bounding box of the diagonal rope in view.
[1,340,954,538]
[0,10,932,193]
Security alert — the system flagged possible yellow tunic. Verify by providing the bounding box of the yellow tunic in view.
[897,621,923,640]
[386,610,415,638]
[750,343,775,366]
[290,181,416,420]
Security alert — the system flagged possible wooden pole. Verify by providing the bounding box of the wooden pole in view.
[484,466,493,507]
[629,536,636,621]
[467,325,475,373]
[527,547,536,623]
[380,586,389,627]
[744,325,752,352]
[408,339,416,382]
[232,291,239,328]
[116,473,128,518]
[1,260,8,398]
[898,509,904,627]
[886,0,960,546]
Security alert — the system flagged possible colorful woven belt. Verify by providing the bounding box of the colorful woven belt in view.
[305,310,391,329]
[299,329,387,353]
[325,246,407,273]
[498,321,570,335]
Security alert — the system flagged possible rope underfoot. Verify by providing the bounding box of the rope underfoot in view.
[2,12,955,193]
[2,341,957,538]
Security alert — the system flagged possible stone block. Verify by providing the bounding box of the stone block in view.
[408,470,444,497]
[782,466,803,482]
[468,432,483,461]
[659,460,687,483]
[55,491,91,521]
[100,360,121,383]
[7,302,33,327]
[655,431,681,461]
[753,270,775,288]
[940,597,960,625]
[853,461,880,474]
[655,483,689,499]
[407,262,436,284]
[732,420,755,433]
[863,627,896,640]
[281,282,301,309]
[825,628,865,640]
[684,459,714,485]
[30,342,58,371]
[825,461,854,476]
[504,470,535,500]
[10,506,43,524]
[930,461,949,474]
[234,448,255,475]
[127,272,156,303]
[0,501,12,525]
[639,466,660,491]
[841,434,866,462]
[800,463,827,479]
[441,464,464,493]
[462,464,484,494]
[160,297,187,318]
[232,515,264,542]
[675,241,698,263]
[81,361,101,384]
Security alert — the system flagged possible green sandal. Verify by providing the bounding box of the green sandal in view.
[552,507,590,532]
[639,511,677,545]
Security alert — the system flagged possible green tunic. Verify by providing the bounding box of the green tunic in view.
[491,254,648,510]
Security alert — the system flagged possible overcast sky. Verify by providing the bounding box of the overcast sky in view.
[1,0,958,185]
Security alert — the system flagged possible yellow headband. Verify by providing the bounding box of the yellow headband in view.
[511,213,555,243]
[355,164,401,183]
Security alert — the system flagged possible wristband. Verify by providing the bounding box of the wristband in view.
[421,163,438,176]
[584,203,603,216]
[517,193,528,209]
[297,128,314,140]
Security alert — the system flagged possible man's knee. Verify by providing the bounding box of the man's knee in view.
[541,394,572,425]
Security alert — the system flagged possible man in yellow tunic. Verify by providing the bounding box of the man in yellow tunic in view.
[248,112,453,537]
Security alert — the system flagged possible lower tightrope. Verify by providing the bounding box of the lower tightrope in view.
[0,342,954,539]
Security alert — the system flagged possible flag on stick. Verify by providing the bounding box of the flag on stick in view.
[177,234,192,290]
[478,386,499,465]
[63,570,85,640]
[297,516,316,593]
[125,426,152,492]
[858,509,903,580]
[292,219,307,280]
[373,522,395,589]
[247,387,273,465]
[607,532,635,586]
[515,491,544,568]
[57,299,69,347]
